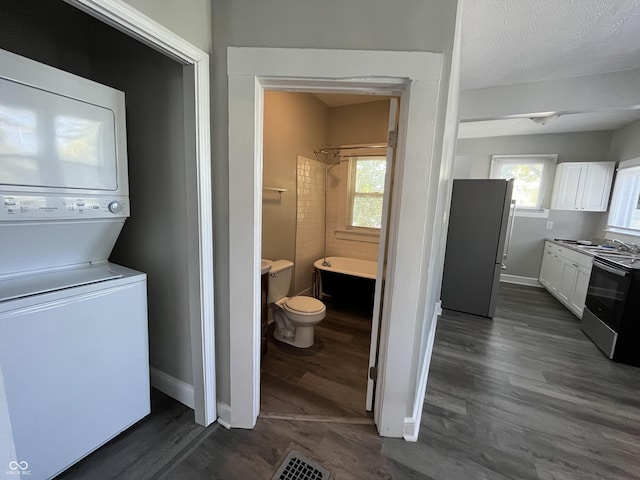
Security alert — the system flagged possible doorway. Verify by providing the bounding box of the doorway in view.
[259,92,396,422]
[228,47,447,438]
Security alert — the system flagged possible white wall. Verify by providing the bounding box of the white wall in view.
[455,131,613,279]
[212,0,458,406]
[295,156,325,295]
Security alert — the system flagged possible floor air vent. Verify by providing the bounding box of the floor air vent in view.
[271,449,331,480]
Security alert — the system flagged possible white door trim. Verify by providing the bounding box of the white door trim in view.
[65,0,216,426]
[228,47,443,436]
[366,98,399,411]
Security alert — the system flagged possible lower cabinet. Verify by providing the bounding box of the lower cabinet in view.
[539,241,592,318]
[569,266,591,315]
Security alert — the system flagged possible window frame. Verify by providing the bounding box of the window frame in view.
[489,154,557,211]
[347,155,387,230]
[606,158,640,237]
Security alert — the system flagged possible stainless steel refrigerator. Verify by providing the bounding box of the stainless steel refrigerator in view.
[441,179,514,318]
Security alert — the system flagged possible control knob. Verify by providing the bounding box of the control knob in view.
[108,201,123,214]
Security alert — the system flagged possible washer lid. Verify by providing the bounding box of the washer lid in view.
[284,296,325,314]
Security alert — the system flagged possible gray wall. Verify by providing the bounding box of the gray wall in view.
[122,0,211,52]
[608,118,640,163]
[0,0,195,385]
[16,0,457,408]
[455,131,613,279]
[211,0,458,405]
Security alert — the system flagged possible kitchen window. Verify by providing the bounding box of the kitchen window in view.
[490,154,556,211]
[348,156,386,229]
[607,162,640,236]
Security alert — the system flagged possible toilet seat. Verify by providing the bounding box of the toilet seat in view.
[283,296,325,315]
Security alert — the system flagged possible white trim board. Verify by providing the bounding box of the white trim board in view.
[228,47,446,437]
[500,275,543,288]
[216,402,232,430]
[66,0,216,427]
[150,367,194,409]
[403,302,441,442]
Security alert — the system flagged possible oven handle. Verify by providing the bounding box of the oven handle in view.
[593,260,629,277]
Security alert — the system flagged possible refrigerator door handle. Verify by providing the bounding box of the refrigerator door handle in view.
[503,199,516,260]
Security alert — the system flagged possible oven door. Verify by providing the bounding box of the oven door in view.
[584,259,631,332]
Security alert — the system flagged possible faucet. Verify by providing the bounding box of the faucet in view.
[612,238,640,254]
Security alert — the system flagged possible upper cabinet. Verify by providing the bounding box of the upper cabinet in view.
[550,161,615,212]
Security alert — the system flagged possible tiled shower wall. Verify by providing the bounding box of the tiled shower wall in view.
[294,156,325,295]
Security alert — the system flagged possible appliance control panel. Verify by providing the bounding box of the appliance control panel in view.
[0,195,130,221]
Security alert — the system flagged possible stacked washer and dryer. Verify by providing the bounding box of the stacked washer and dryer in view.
[0,50,150,479]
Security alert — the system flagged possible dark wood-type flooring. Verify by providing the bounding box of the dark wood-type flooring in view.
[259,303,373,421]
[59,284,640,479]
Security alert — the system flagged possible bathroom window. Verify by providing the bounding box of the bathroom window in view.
[348,156,386,229]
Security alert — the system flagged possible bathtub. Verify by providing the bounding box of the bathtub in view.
[313,256,377,314]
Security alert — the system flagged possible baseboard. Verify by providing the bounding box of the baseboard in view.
[403,302,441,442]
[150,366,194,409]
[500,274,543,288]
[216,402,232,429]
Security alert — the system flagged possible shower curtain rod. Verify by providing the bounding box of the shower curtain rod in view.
[314,144,388,157]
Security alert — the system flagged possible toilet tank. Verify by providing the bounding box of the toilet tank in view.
[267,260,293,303]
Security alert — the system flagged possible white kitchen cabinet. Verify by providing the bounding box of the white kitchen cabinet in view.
[569,265,591,316]
[538,247,554,290]
[539,244,563,293]
[550,161,615,212]
[538,240,593,318]
[558,260,578,303]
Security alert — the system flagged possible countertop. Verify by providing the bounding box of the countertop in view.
[547,239,640,269]
[546,239,609,258]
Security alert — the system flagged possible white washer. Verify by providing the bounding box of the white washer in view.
[0,263,149,480]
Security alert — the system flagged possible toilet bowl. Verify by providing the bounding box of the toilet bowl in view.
[266,259,326,348]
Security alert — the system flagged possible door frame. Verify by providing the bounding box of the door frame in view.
[366,98,399,411]
[65,0,216,426]
[228,47,444,436]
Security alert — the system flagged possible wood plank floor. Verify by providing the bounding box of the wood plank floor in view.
[260,303,373,421]
[57,284,640,479]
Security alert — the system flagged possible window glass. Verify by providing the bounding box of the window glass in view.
[490,155,556,209]
[349,156,386,228]
[607,165,640,234]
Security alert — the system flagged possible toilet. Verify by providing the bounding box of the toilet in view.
[267,259,326,348]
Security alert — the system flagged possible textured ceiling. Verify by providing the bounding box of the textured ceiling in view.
[461,0,640,91]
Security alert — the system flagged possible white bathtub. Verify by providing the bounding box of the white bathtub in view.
[313,256,377,279]
[313,257,377,313]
